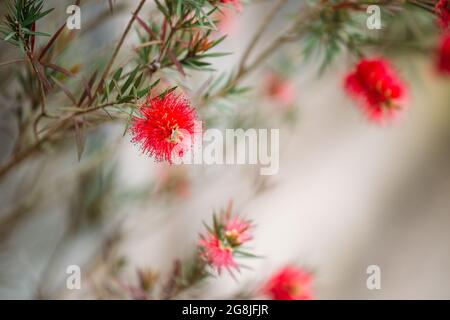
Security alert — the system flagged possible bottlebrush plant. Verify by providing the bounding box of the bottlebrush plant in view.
[199,203,255,275]
[344,57,408,123]
[0,0,447,300]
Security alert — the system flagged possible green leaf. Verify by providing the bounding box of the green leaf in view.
[23,30,50,37]
[3,32,15,41]
[233,250,262,259]
[191,52,232,59]
[121,66,140,94]
[155,0,170,18]
[133,73,143,90]
[159,86,177,99]
[135,78,161,99]
[117,95,134,103]
[22,8,54,26]
[209,35,226,49]
[113,67,123,81]
[149,78,161,90]
[106,67,123,98]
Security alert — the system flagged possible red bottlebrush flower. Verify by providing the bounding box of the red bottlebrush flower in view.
[220,0,242,12]
[263,266,314,300]
[436,0,450,30]
[437,33,450,75]
[344,58,408,123]
[199,234,238,274]
[131,92,197,163]
[199,204,254,274]
[264,72,297,107]
[225,217,252,246]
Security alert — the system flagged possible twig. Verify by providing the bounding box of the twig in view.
[26,51,51,142]
[407,0,436,14]
[205,5,319,103]
[93,0,147,100]
[238,0,288,74]
[0,59,24,68]
[0,101,124,181]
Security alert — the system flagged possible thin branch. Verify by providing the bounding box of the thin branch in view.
[238,0,288,74]
[0,59,24,68]
[205,5,319,103]
[0,101,123,180]
[38,23,66,61]
[407,0,436,14]
[93,0,147,100]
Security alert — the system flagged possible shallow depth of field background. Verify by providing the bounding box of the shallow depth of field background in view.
[0,0,450,299]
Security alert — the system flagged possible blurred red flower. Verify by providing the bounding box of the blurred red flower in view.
[437,33,450,75]
[344,58,408,123]
[225,217,252,246]
[199,204,254,275]
[264,72,297,107]
[157,166,191,199]
[199,234,238,274]
[263,266,314,300]
[436,0,450,30]
[131,92,197,163]
[220,0,242,12]
[216,7,240,36]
